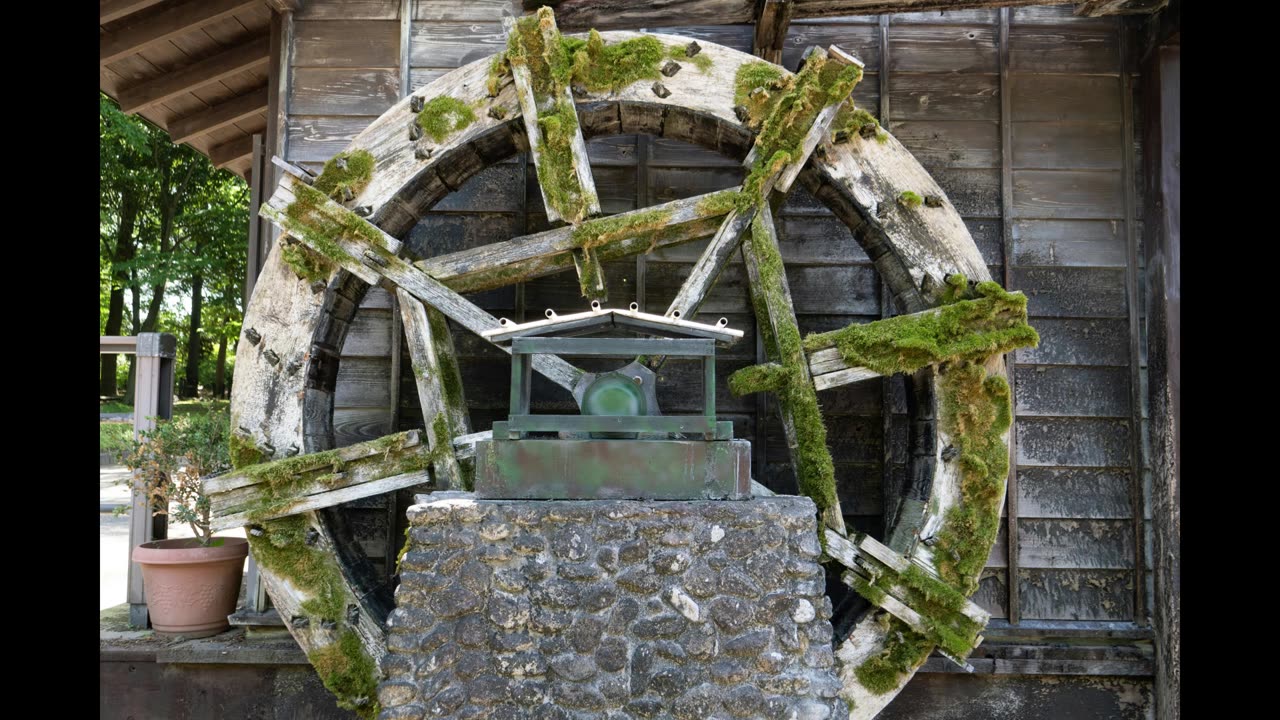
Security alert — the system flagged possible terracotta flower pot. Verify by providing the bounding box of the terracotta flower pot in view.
[132,536,249,638]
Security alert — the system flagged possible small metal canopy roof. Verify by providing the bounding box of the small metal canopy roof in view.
[483,301,744,345]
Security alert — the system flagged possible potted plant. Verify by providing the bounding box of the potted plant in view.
[123,405,248,638]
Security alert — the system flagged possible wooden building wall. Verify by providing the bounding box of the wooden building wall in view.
[278,1,1153,713]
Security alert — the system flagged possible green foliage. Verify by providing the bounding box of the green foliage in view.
[854,617,934,694]
[487,52,510,96]
[121,404,232,545]
[415,96,477,143]
[567,31,666,92]
[734,61,787,120]
[535,100,596,223]
[726,363,789,395]
[668,44,714,73]
[100,422,134,454]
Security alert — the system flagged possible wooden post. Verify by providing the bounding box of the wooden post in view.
[127,332,176,628]
[1142,40,1180,720]
[244,133,266,308]
[997,6,1021,627]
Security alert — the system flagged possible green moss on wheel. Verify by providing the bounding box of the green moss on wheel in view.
[313,150,375,202]
[416,95,477,143]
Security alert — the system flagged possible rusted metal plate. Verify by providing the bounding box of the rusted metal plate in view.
[474,438,752,500]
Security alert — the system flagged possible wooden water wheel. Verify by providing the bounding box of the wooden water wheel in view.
[218,12,1034,718]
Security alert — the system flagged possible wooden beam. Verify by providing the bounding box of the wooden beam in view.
[397,290,471,491]
[997,6,1021,627]
[264,0,302,11]
[117,35,269,114]
[413,189,733,294]
[752,0,795,65]
[100,0,261,65]
[503,11,599,225]
[260,176,585,393]
[167,86,268,144]
[1076,0,1168,16]
[1139,0,1180,62]
[210,133,254,169]
[100,0,168,25]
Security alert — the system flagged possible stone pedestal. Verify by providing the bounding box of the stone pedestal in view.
[378,493,847,720]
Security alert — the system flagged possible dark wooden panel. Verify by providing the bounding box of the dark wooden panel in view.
[409,67,449,91]
[416,0,520,22]
[971,569,1008,619]
[362,288,394,310]
[654,358,767,414]
[649,138,741,168]
[1010,4,1117,28]
[1012,219,1127,267]
[888,120,1000,168]
[1018,569,1133,621]
[290,68,399,116]
[965,218,1003,266]
[927,167,1001,217]
[587,135,640,166]
[1014,365,1131,417]
[892,9,999,25]
[1013,122,1123,170]
[782,24,882,70]
[334,357,392,407]
[1010,75,1121,122]
[523,262,641,312]
[887,73,999,122]
[340,309,392,358]
[1019,519,1135,570]
[1014,318,1130,366]
[1018,467,1133,520]
[1012,170,1124,219]
[780,186,834,217]
[1009,27,1120,75]
[833,463,885,517]
[292,20,400,67]
[333,407,392,448]
[1011,267,1128,318]
[287,116,377,162]
[648,167,745,203]
[433,164,525,213]
[883,674,1151,719]
[986,524,1008,568]
[766,414,883,464]
[1016,417,1131,467]
[776,216,872,264]
[407,213,522,260]
[409,22,506,68]
[889,25,999,74]
[298,0,400,20]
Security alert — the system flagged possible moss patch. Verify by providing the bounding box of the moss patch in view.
[734,61,788,123]
[834,105,888,144]
[312,150,375,202]
[571,207,674,253]
[281,242,333,283]
[487,52,510,97]
[898,191,923,209]
[416,95,477,143]
[667,43,712,73]
[854,616,935,695]
[229,431,265,470]
[727,362,789,396]
[308,630,380,718]
[569,31,666,92]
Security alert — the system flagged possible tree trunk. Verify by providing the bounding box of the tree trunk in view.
[183,271,204,398]
[101,189,139,397]
[214,331,228,398]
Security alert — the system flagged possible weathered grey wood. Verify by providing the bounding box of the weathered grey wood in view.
[503,13,600,224]
[1016,417,1130,467]
[397,289,470,490]
[213,469,431,531]
[741,203,847,535]
[117,36,270,113]
[1018,569,1134,621]
[100,0,260,64]
[753,0,796,65]
[126,332,176,628]
[261,177,584,392]
[414,191,734,293]
[290,68,399,116]
[169,87,270,144]
[998,6,1022,627]
[292,19,400,67]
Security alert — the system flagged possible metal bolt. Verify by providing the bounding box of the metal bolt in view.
[247,525,265,537]
[409,121,423,141]
[347,605,360,625]
[291,616,309,629]
[286,359,303,376]
[263,349,280,366]
[941,445,959,462]
[320,619,337,630]
[305,527,320,547]
[342,186,355,203]
[632,376,643,385]
[651,82,671,99]
[661,60,681,77]
[488,105,507,120]
[258,442,275,456]
[285,445,300,457]
[415,144,433,161]
[244,327,261,345]
[924,195,944,208]
[410,95,424,113]
[310,279,327,294]
[353,205,373,217]
[733,105,750,123]
[333,156,347,171]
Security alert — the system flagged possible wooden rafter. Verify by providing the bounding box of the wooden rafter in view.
[210,134,255,169]
[168,86,269,145]
[1076,0,1168,15]
[116,35,270,114]
[752,0,795,65]
[260,172,585,393]
[100,0,261,65]
[100,0,169,25]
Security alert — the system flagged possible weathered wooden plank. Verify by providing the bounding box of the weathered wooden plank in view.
[334,408,392,447]
[297,0,400,20]
[1013,365,1130,417]
[971,569,1008,619]
[777,24,882,71]
[1014,318,1129,366]
[100,0,169,25]
[649,137,742,168]
[1017,467,1133,519]
[1018,519,1135,570]
[1011,170,1125,219]
[1010,75,1121,122]
[406,215,522,261]
[888,120,1000,169]
[334,357,393,407]
[888,25,999,74]
[642,25,756,54]
[398,290,470,490]
[883,674,1152,717]
[1012,267,1128,317]
[924,167,1001,217]
[100,0,260,64]
[1016,417,1131,467]
[169,86,270,144]
[286,116,378,162]
[432,164,526,213]
[753,0,796,65]
[1012,122,1123,170]
[779,216,871,263]
[887,74,1000,122]
[964,218,1004,265]
[292,20,400,67]
[1011,219,1127,267]
[213,469,432,531]
[117,36,269,113]
[409,22,507,68]
[1009,26,1120,74]
[1011,4,1117,26]
[1017,568,1133,621]
[415,0,522,22]
[290,69,400,116]
[340,309,393,357]
[210,133,255,168]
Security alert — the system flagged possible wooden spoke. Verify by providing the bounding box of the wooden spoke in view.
[397,289,471,491]
[207,430,435,531]
[503,13,601,225]
[259,174,585,393]
[414,190,735,295]
[742,203,847,535]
